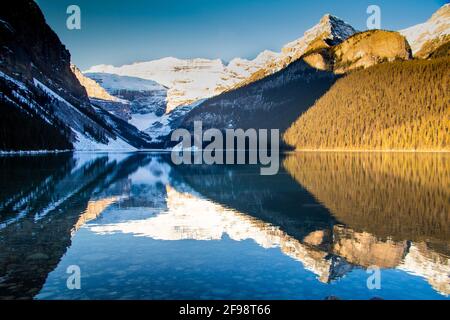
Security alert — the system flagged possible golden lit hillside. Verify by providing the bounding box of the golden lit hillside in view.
[301,30,412,73]
[284,57,450,151]
[416,35,450,59]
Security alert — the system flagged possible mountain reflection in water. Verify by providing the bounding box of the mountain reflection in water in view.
[0,152,448,299]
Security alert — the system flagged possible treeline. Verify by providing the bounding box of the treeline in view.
[284,57,450,151]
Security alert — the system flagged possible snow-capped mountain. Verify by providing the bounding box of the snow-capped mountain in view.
[85,57,228,113]
[82,14,356,142]
[84,14,357,113]
[143,99,205,144]
[281,14,358,62]
[400,4,450,56]
[84,73,168,130]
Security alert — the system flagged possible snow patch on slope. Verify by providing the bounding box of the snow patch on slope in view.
[128,112,161,131]
[32,78,136,151]
[0,71,27,90]
[400,4,450,54]
[85,72,167,92]
[73,129,136,151]
[143,99,205,143]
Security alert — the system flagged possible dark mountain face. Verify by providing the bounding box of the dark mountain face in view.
[0,77,74,151]
[0,0,89,108]
[0,0,153,151]
[177,59,338,148]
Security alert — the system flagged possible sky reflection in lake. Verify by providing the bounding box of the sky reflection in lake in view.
[0,152,448,300]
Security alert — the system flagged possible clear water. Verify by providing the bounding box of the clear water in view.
[0,152,448,300]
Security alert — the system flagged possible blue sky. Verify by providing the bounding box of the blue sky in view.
[35,0,448,70]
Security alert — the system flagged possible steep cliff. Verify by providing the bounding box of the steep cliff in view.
[0,0,152,151]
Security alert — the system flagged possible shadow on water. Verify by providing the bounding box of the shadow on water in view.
[0,153,152,299]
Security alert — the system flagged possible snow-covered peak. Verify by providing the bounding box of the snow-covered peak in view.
[84,57,225,88]
[282,14,357,58]
[323,14,358,42]
[254,50,281,63]
[225,50,280,80]
[400,4,450,54]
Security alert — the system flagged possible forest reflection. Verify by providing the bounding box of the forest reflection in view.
[283,152,449,245]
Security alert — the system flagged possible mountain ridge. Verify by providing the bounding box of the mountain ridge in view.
[176,28,414,147]
[84,14,357,112]
[400,3,450,57]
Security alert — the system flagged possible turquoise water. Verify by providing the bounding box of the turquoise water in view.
[0,152,448,300]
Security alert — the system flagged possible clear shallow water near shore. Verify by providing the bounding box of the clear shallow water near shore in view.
[0,152,448,300]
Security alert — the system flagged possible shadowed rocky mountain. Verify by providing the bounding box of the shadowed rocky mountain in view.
[0,0,153,151]
[0,2,88,108]
[177,60,338,145]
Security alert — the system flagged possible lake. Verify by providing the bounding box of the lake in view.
[0,152,448,300]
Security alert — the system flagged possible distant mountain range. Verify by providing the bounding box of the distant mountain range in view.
[82,13,359,143]
[84,5,449,110]
[0,1,448,151]
[82,5,449,149]
[84,14,357,112]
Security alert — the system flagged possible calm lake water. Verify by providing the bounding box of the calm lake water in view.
[0,152,448,300]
